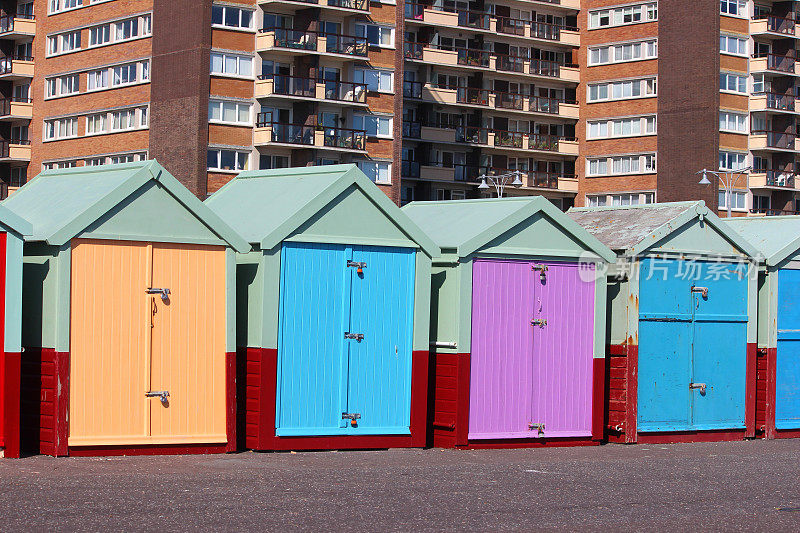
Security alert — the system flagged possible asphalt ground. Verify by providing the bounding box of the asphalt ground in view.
[1,439,800,532]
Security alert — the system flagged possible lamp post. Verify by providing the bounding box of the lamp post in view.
[697,166,752,218]
[477,170,524,198]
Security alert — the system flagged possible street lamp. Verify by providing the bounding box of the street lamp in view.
[697,166,752,218]
[477,170,524,198]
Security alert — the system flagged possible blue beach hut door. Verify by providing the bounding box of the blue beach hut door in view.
[276,242,415,436]
[638,259,748,432]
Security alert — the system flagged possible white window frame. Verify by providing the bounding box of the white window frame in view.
[720,72,748,94]
[208,99,253,126]
[353,114,393,138]
[720,0,748,18]
[211,4,255,31]
[719,111,748,133]
[586,153,657,177]
[207,148,251,172]
[587,77,657,102]
[588,3,658,30]
[43,116,79,141]
[355,23,395,48]
[718,190,747,210]
[589,39,657,66]
[356,160,392,184]
[587,115,657,139]
[719,151,748,171]
[210,51,254,79]
[719,34,748,57]
[353,68,394,93]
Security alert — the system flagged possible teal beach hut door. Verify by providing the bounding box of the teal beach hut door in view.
[776,269,800,429]
[276,242,415,436]
[638,259,747,432]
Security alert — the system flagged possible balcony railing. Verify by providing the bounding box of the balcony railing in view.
[456,87,490,106]
[0,138,31,157]
[496,52,528,73]
[497,16,527,36]
[323,126,366,150]
[0,13,34,34]
[752,129,797,149]
[404,42,423,59]
[267,28,318,50]
[255,116,315,145]
[0,54,33,74]
[495,91,525,110]
[322,32,368,56]
[0,97,32,116]
[754,52,795,73]
[757,91,796,112]
[760,169,797,188]
[530,95,567,114]
[454,46,491,67]
[753,14,796,35]
[259,75,367,103]
[402,159,421,178]
[494,129,526,148]
[403,79,423,99]
[530,59,567,77]
[454,9,491,30]
[456,126,489,144]
[751,207,799,216]
[529,134,572,151]
[261,74,315,98]
[403,121,421,138]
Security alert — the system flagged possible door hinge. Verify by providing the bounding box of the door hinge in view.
[531,319,547,328]
[529,422,545,436]
[532,264,548,282]
[689,382,707,395]
[146,287,171,302]
[342,412,361,427]
[344,332,364,342]
[691,286,709,298]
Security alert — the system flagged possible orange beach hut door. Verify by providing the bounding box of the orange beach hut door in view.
[69,239,227,446]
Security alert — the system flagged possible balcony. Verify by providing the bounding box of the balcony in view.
[257,29,367,58]
[254,116,367,153]
[405,5,579,46]
[0,97,32,121]
[751,14,796,37]
[0,139,31,161]
[749,169,798,189]
[258,0,368,13]
[255,75,368,105]
[751,92,796,113]
[751,53,795,74]
[750,130,800,152]
[750,208,799,216]
[0,14,35,38]
[0,55,33,79]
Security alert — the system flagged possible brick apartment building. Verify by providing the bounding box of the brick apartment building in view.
[0,0,797,217]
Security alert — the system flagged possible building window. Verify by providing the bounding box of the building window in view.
[353,114,392,137]
[718,190,747,209]
[90,25,111,46]
[87,69,109,90]
[46,74,79,98]
[112,63,137,86]
[86,113,106,134]
[588,3,657,29]
[719,151,748,171]
[720,72,747,94]
[110,109,137,131]
[719,34,748,56]
[259,154,289,170]
[356,161,391,184]
[588,78,657,102]
[588,40,657,66]
[355,24,394,47]
[211,5,254,30]
[208,99,252,125]
[587,116,657,139]
[210,52,253,78]
[586,154,657,176]
[207,148,250,171]
[720,0,748,17]
[353,68,393,93]
[587,193,655,207]
[719,111,747,133]
[44,117,79,140]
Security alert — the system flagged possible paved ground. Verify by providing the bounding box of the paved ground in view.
[1,440,800,531]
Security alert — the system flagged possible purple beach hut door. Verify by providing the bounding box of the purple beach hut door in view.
[468,260,595,440]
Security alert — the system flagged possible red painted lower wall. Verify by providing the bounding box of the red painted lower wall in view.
[606,345,628,443]
[20,348,69,457]
[592,358,605,441]
[244,347,429,451]
[1,352,21,457]
[745,343,757,438]
[755,348,768,435]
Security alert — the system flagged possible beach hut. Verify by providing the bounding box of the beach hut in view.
[0,205,31,458]
[205,165,439,451]
[569,202,760,444]
[403,197,616,448]
[2,161,249,456]
[726,216,800,439]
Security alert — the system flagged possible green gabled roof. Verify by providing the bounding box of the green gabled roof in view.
[402,196,616,262]
[0,160,249,252]
[204,164,439,256]
[725,216,800,266]
[568,201,759,258]
[0,203,32,237]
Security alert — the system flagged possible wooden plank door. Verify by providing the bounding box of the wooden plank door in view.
[529,262,594,438]
[69,239,151,445]
[345,245,415,435]
[468,259,537,439]
[148,243,227,444]
[275,242,349,436]
[776,268,800,429]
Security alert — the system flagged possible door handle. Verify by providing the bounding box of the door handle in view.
[531,319,547,328]
[689,383,707,395]
[529,422,545,436]
[146,390,170,404]
[146,287,171,302]
[344,332,364,342]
